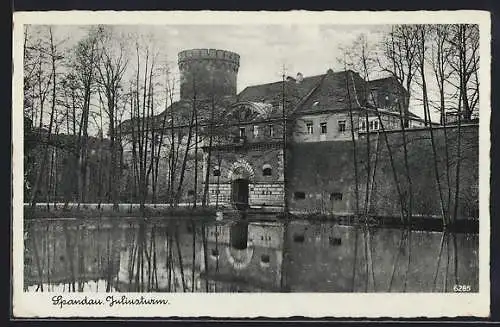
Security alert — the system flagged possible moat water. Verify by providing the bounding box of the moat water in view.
[23,216,479,293]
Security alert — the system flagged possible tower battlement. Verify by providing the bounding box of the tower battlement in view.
[178,48,240,65]
[178,48,240,100]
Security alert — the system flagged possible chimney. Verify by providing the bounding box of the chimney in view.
[296,72,304,83]
[286,76,296,82]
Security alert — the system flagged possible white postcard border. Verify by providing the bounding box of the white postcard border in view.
[11,10,491,318]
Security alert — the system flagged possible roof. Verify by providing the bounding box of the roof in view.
[119,96,237,132]
[120,70,420,132]
[296,70,367,114]
[237,74,325,104]
[237,70,369,116]
[368,76,397,87]
[368,76,410,97]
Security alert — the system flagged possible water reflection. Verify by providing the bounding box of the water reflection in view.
[24,217,479,293]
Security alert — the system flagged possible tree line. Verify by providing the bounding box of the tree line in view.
[338,24,479,226]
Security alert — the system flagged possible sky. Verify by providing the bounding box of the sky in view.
[43,24,390,92]
[29,24,442,121]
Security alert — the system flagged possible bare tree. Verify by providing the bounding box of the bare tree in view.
[96,26,129,210]
[447,25,479,222]
[379,25,420,223]
[70,27,102,205]
[429,24,454,219]
[28,27,64,209]
[447,24,480,121]
[341,34,407,224]
[414,25,449,226]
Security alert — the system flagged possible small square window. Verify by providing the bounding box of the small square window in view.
[294,191,306,200]
[261,254,270,263]
[329,237,342,246]
[268,124,275,137]
[306,122,313,135]
[338,120,346,132]
[330,192,343,201]
[320,122,327,134]
[253,125,259,138]
[293,234,305,243]
[239,127,246,138]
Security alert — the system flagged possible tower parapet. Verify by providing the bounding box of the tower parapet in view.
[178,48,240,100]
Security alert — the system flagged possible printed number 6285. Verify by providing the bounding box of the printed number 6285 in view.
[453,285,471,292]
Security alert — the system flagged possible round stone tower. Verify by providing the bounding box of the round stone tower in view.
[178,48,240,101]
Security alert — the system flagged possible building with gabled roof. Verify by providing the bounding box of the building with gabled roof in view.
[118,48,479,220]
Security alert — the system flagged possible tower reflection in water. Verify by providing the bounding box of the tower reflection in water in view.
[24,217,478,293]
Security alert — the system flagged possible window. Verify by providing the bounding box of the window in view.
[293,234,305,243]
[338,120,346,133]
[261,254,270,263]
[268,124,275,137]
[262,164,272,176]
[239,127,246,138]
[213,166,220,176]
[187,190,195,196]
[374,120,379,130]
[404,119,410,128]
[306,122,313,134]
[330,192,343,201]
[329,237,342,246]
[320,122,327,134]
[361,121,366,131]
[253,125,259,138]
[294,191,306,200]
[369,121,374,131]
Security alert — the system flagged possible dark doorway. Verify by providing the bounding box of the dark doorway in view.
[231,178,249,210]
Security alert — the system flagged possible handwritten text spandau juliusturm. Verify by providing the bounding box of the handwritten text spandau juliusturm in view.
[51,295,170,309]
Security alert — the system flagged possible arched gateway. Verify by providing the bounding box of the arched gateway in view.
[228,160,254,210]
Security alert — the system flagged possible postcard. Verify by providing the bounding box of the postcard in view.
[12,10,491,318]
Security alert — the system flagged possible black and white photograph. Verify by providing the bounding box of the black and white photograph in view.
[12,11,490,318]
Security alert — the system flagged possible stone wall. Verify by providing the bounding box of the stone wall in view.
[206,146,284,206]
[288,124,479,219]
